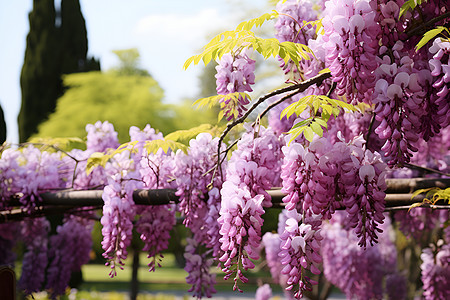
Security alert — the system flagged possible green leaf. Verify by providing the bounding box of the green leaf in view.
[310,121,324,137]
[303,126,315,142]
[287,126,306,145]
[318,68,330,74]
[315,118,328,128]
[193,95,221,109]
[86,152,109,175]
[416,26,445,51]
[144,139,188,155]
[399,0,427,17]
[407,202,424,212]
[165,124,214,145]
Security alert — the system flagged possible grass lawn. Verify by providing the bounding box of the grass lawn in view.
[79,252,277,294]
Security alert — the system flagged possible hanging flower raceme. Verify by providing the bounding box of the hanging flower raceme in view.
[86,120,119,152]
[101,150,142,277]
[46,216,94,298]
[215,51,255,120]
[274,0,320,84]
[321,213,404,299]
[132,125,176,273]
[322,0,380,104]
[174,133,225,240]
[428,38,450,133]
[0,145,67,211]
[372,42,425,166]
[19,217,50,295]
[420,241,450,300]
[135,149,176,273]
[278,209,323,299]
[184,238,217,299]
[218,125,283,290]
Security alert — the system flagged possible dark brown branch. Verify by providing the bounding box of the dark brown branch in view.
[404,163,450,177]
[257,89,301,121]
[406,11,450,38]
[215,72,332,183]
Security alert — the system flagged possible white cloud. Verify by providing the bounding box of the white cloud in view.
[134,8,230,47]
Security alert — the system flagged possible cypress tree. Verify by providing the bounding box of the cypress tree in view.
[18,0,61,142]
[0,104,6,144]
[18,0,100,142]
[60,0,100,74]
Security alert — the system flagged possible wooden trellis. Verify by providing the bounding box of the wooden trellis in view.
[1,177,449,223]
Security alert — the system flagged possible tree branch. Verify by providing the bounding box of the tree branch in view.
[214,72,332,183]
[406,11,450,38]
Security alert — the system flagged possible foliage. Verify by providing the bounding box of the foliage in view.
[410,187,450,210]
[0,104,6,144]
[280,94,357,143]
[183,11,314,70]
[33,72,168,143]
[18,0,99,142]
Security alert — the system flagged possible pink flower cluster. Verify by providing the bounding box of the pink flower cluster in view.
[18,218,50,295]
[322,0,380,104]
[215,52,255,120]
[372,42,427,166]
[184,238,217,299]
[135,127,177,273]
[420,241,450,300]
[101,150,142,277]
[218,125,283,290]
[321,213,403,299]
[278,209,323,299]
[46,216,94,298]
[86,120,119,152]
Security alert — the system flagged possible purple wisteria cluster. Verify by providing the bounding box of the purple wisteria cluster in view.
[86,120,119,152]
[420,241,450,300]
[173,133,226,297]
[0,145,67,211]
[372,41,426,166]
[184,238,217,299]
[278,209,323,298]
[215,51,255,120]
[274,0,319,84]
[18,218,50,295]
[322,0,379,104]
[46,216,94,298]
[428,38,450,132]
[131,125,177,273]
[218,125,283,290]
[277,134,387,298]
[321,213,404,299]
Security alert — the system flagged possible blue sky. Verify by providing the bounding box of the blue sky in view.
[0,0,269,143]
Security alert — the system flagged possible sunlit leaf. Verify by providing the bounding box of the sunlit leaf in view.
[416,26,446,51]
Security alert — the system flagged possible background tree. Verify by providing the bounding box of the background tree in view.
[18,0,61,143]
[33,50,218,143]
[0,104,6,144]
[18,0,99,142]
[60,0,100,74]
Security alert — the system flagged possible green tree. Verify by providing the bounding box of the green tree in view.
[0,104,6,144]
[18,0,61,143]
[18,0,99,142]
[34,49,218,143]
[60,0,100,74]
[112,48,149,77]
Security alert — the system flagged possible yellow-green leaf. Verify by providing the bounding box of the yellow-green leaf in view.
[310,121,324,137]
[303,126,315,142]
[408,202,424,212]
[86,152,109,175]
[416,26,445,51]
[165,124,214,144]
